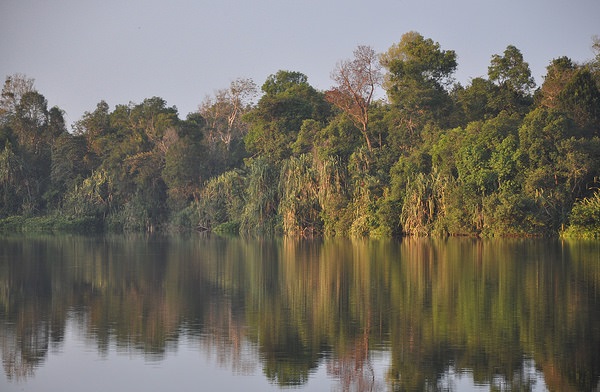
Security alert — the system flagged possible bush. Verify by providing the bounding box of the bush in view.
[240,158,281,235]
[563,190,600,238]
[213,221,240,235]
[196,169,246,230]
[0,214,103,234]
[168,205,198,232]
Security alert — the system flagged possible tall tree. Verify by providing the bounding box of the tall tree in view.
[487,45,535,115]
[261,70,309,96]
[557,68,600,132]
[518,107,599,230]
[12,91,57,213]
[0,75,67,214]
[199,77,257,149]
[244,70,330,161]
[488,45,536,95]
[163,112,207,210]
[539,57,600,134]
[199,78,257,175]
[538,57,577,110]
[13,91,49,153]
[73,100,112,171]
[452,77,500,124]
[381,31,457,137]
[0,73,35,124]
[326,45,382,151]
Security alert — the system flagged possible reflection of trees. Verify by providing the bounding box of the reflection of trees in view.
[0,238,62,380]
[1,323,48,381]
[201,295,257,375]
[383,238,600,391]
[529,240,600,392]
[0,236,599,390]
[326,328,382,392]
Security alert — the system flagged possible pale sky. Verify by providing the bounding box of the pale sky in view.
[1,0,599,128]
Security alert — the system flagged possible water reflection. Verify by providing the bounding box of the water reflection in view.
[0,235,599,390]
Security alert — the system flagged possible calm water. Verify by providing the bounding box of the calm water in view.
[0,235,599,391]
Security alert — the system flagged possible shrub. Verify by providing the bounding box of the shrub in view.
[563,190,600,238]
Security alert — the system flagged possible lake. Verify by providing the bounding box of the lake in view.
[0,235,598,391]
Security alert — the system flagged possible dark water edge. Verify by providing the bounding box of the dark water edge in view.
[0,235,599,391]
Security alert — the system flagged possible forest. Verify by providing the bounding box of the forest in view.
[1,31,599,238]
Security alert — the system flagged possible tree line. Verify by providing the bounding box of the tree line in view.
[1,31,599,237]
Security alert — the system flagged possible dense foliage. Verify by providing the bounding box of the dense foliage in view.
[1,32,600,237]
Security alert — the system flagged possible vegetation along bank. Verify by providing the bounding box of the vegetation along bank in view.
[1,32,599,238]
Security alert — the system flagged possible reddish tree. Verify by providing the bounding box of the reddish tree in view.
[326,45,382,151]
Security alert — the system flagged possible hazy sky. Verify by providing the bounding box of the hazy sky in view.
[1,0,599,127]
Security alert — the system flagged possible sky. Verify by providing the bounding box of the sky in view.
[1,0,599,128]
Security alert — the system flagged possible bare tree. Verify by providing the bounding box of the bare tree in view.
[326,45,382,151]
[199,77,257,150]
[0,73,36,123]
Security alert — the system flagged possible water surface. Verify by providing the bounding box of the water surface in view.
[0,235,599,391]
